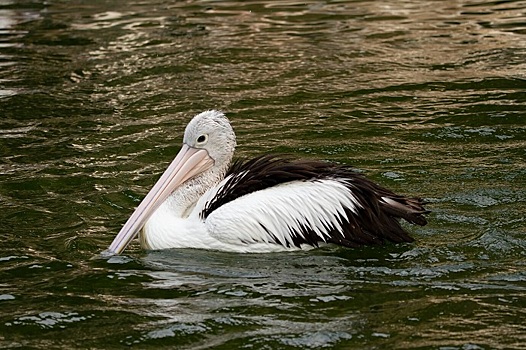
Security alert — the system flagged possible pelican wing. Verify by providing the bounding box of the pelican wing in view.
[197,156,428,249]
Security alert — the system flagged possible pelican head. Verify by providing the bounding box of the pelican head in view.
[183,110,236,169]
[104,110,236,255]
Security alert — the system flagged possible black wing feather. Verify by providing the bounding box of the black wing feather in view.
[202,155,429,248]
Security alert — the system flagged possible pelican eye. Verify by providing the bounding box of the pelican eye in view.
[196,134,208,144]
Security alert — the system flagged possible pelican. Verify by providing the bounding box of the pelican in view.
[104,110,428,255]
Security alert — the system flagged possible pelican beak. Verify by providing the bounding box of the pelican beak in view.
[103,143,214,255]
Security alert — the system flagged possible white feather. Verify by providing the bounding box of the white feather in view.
[201,179,362,249]
[141,178,362,253]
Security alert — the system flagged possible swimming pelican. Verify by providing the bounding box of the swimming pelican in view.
[104,110,428,255]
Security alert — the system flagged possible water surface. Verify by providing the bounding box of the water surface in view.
[0,0,525,348]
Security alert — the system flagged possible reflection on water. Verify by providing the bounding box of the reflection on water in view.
[0,0,525,348]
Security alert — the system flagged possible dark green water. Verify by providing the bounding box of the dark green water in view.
[1,0,525,348]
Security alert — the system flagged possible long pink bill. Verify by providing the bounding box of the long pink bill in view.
[102,144,214,256]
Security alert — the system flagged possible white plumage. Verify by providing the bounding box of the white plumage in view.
[141,178,361,253]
